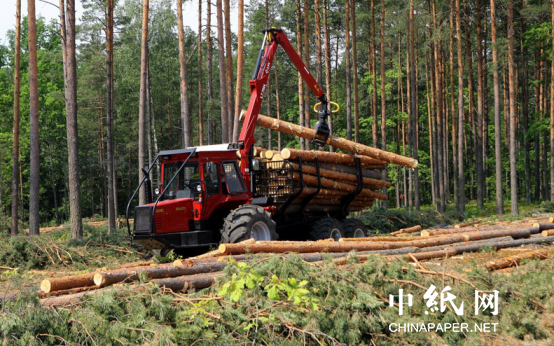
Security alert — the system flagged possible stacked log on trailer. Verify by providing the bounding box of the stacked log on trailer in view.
[243,112,418,213]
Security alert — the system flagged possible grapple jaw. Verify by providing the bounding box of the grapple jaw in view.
[311,117,330,147]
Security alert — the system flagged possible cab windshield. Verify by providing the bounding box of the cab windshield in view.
[162,161,200,199]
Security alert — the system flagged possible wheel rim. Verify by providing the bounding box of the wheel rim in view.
[353,228,365,238]
[251,221,272,241]
[330,228,342,241]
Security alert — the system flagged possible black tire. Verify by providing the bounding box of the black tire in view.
[220,205,278,243]
[342,219,368,238]
[309,218,344,241]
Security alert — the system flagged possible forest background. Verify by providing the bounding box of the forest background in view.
[0,0,553,238]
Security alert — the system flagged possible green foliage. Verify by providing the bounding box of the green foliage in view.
[358,207,462,234]
[2,255,554,345]
[0,224,141,271]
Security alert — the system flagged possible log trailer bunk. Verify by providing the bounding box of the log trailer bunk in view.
[127,29,369,254]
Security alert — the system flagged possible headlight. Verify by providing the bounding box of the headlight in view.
[252,159,260,171]
[134,206,153,234]
[196,184,202,193]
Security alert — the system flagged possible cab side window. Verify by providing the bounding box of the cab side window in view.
[204,162,220,195]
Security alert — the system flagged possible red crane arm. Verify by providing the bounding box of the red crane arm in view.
[238,29,328,183]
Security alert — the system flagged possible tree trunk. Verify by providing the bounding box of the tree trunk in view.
[315,0,323,88]
[518,8,530,204]
[508,0,518,215]
[177,0,191,147]
[431,0,445,213]
[224,0,234,141]
[138,0,149,205]
[345,0,352,140]
[11,0,21,236]
[232,0,244,142]
[198,0,204,145]
[455,0,465,215]
[303,0,310,146]
[206,0,214,145]
[490,0,503,214]
[63,0,83,239]
[28,0,40,235]
[106,0,116,234]
[295,0,305,149]
[551,0,554,201]
[216,0,229,143]
[323,0,333,149]
[475,0,484,210]
[380,0,387,207]
[408,0,419,210]
[450,0,458,208]
[371,0,378,148]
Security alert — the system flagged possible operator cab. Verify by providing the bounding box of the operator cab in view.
[129,144,251,252]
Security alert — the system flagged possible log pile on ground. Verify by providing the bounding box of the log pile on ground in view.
[29,217,554,307]
[245,113,418,212]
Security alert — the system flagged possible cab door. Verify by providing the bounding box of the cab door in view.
[194,161,222,220]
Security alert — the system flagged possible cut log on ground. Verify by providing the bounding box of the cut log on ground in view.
[454,220,481,229]
[40,273,221,308]
[542,230,554,237]
[40,272,96,293]
[485,249,550,271]
[403,248,458,261]
[533,223,554,231]
[282,148,386,166]
[340,235,427,242]
[391,225,422,235]
[421,225,540,237]
[240,111,418,168]
[93,261,227,288]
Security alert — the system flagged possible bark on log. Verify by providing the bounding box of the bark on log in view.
[295,187,349,197]
[285,204,367,214]
[40,273,221,308]
[240,111,418,168]
[93,261,226,288]
[298,161,384,178]
[533,223,554,231]
[40,273,96,293]
[340,235,425,242]
[421,225,540,237]
[485,249,550,271]
[282,148,386,165]
[291,163,391,188]
[293,173,388,200]
[454,220,481,228]
[421,236,513,253]
[292,198,373,208]
[219,241,392,255]
[403,248,458,261]
[395,225,422,234]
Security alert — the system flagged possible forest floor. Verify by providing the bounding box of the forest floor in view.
[1,204,554,345]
